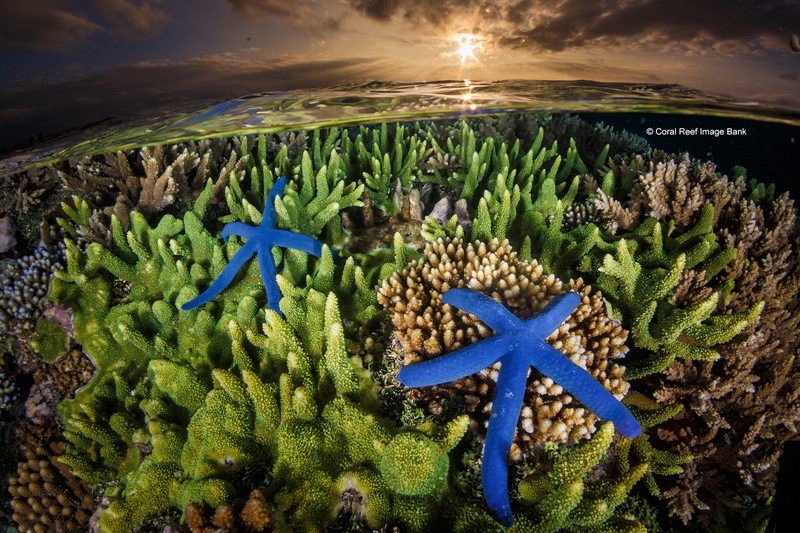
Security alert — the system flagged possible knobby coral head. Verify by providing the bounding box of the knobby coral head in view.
[181,176,330,316]
[396,287,642,527]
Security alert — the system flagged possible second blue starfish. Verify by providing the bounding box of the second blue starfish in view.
[182,176,329,316]
[397,288,642,527]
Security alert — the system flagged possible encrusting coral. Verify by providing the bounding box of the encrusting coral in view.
[379,237,633,452]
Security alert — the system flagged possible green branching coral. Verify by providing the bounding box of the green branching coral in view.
[227,136,364,255]
[592,207,763,377]
[355,123,427,214]
[515,423,648,533]
[49,174,479,531]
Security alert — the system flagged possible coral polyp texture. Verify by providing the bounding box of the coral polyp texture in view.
[378,237,633,451]
[2,115,795,532]
[0,242,65,337]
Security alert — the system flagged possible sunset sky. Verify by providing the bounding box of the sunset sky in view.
[0,0,798,148]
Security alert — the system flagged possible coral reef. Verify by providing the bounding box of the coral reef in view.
[379,237,633,452]
[2,114,792,531]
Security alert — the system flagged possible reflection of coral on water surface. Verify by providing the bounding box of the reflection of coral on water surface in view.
[0,114,797,532]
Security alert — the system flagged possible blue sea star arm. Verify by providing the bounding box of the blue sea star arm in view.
[482,349,530,527]
[396,335,509,388]
[266,229,326,258]
[263,175,288,227]
[527,338,642,438]
[256,242,282,313]
[443,288,520,334]
[181,240,258,310]
[526,292,582,332]
[221,223,259,241]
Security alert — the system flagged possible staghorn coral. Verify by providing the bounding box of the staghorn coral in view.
[576,147,795,526]
[355,123,427,215]
[0,167,58,217]
[181,176,332,316]
[378,237,632,451]
[514,422,648,533]
[224,137,364,260]
[53,139,248,248]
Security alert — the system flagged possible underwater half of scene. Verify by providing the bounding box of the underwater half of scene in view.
[0,112,798,533]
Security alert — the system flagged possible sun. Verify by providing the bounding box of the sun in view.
[454,34,481,64]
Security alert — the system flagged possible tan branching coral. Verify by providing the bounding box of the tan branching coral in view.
[596,152,741,233]
[378,238,631,452]
[55,140,247,242]
[184,489,275,532]
[0,168,57,217]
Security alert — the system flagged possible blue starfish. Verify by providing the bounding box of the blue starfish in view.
[396,288,642,527]
[181,175,329,316]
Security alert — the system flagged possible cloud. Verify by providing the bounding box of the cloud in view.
[225,0,343,36]
[0,0,171,51]
[348,0,799,55]
[94,0,171,40]
[0,0,102,51]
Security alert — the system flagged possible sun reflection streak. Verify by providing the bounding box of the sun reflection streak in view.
[461,79,477,110]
